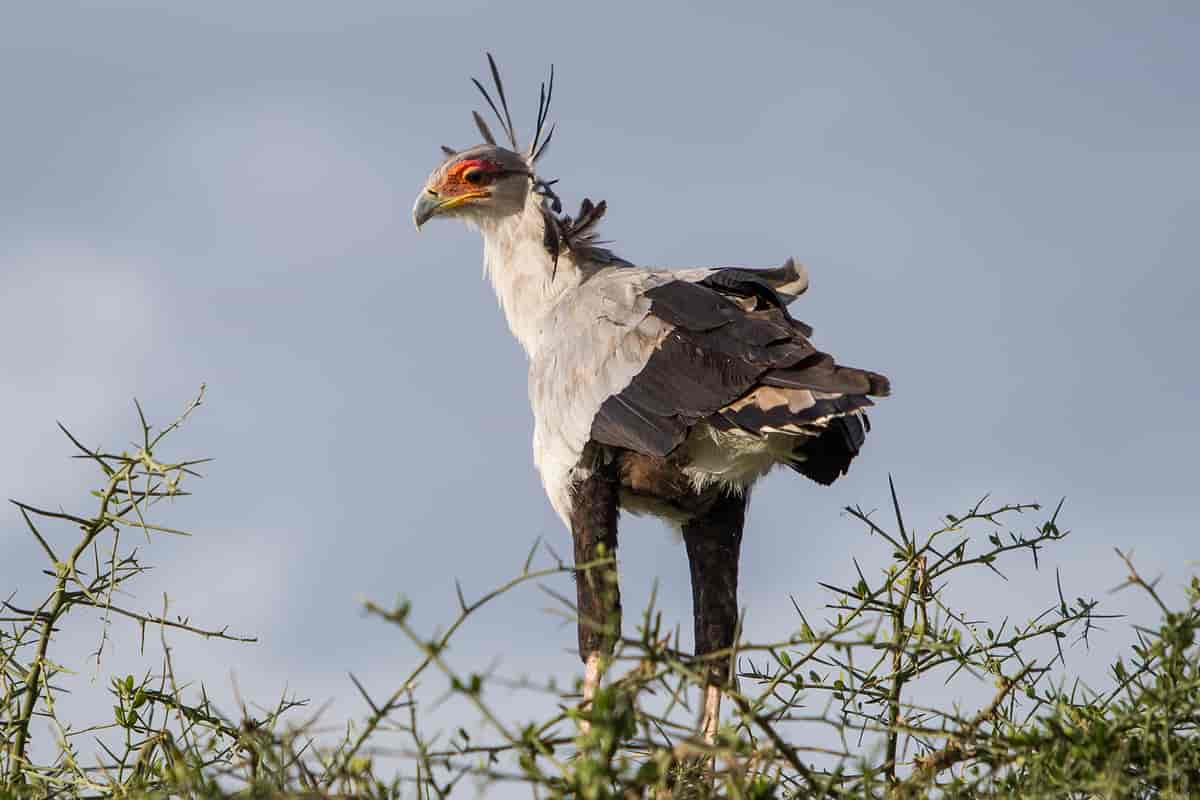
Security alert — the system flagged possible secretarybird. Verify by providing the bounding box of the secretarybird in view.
[412,56,890,738]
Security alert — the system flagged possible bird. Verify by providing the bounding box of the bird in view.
[412,55,890,739]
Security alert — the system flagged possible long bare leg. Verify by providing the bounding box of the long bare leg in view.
[681,490,746,742]
[570,451,622,732]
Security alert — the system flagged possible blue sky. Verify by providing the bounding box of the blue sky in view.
[2,1,1197,788]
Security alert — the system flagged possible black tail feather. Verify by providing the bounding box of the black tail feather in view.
[788,413,868,485]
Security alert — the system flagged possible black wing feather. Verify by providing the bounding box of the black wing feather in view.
[589,276,889,483]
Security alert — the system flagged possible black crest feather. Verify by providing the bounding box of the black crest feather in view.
[471,53,519,151]
[486,53,517,149]
[529,65,555,162]
[472,111,496,146]
[468,55,556,163]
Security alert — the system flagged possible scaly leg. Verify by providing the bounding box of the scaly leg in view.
[681,490,746,742]
[570,450,622,732]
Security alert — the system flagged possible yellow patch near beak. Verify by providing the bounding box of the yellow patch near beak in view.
[437,191,490,212]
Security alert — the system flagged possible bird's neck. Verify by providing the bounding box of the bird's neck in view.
[478,196,580,357]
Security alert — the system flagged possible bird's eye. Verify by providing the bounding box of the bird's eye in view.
[463,168,487,185]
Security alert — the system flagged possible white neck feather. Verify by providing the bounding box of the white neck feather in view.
[477,195,580,357]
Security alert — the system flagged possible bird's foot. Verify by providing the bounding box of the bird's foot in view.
[700,683,722,744]
[579,651,603,735]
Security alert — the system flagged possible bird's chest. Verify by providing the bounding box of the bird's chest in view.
[526,287,667,524]
[527,331,626,524]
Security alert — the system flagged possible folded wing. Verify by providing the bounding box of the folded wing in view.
[589,261,889,484]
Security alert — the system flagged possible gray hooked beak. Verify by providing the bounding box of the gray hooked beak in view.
[412,190,441,230]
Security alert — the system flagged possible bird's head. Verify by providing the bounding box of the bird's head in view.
[412,54,556,231]
[412,145,532,229]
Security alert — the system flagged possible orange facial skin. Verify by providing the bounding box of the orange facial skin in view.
[439,158,501,195]
[415,158,500,220]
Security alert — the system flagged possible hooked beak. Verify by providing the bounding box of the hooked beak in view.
[412,189,489,230]
[413,190,441,230]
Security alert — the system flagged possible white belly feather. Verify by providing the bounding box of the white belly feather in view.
[680,422,812,495]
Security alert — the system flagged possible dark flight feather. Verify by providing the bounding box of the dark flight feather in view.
[699,271,787,311]
[718,393,873,434]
